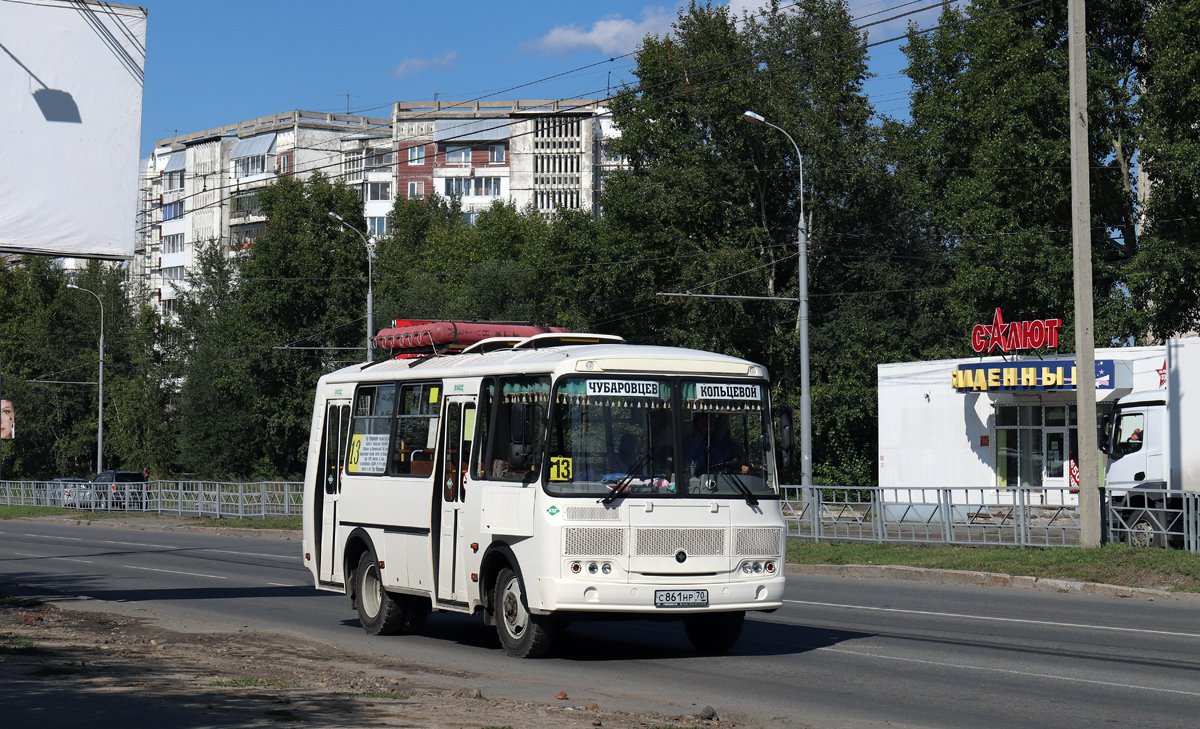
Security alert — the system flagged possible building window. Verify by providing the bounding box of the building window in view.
[489,145,505,163]
[164,170,185,191]
[162,233,185,254]
[408,145,425,165]
[234,155,266,178]
[162,201,184,220]
[444,177,501,198]
[445,144,471,166]
[230,191,260,216]
[368,217,389,236]
[231,222,267,250]
[367,182,392,201]
[343,150,364,182]
[462,211,479,226]
[277,154,291,175]
[408,181,425,200]
[162,265,186,281]
[369,150,394,169]
[160,298,177,317]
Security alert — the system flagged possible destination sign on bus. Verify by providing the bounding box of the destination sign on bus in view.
[697,383,760,400]
[347,433,389,474]
[586,380,660,397]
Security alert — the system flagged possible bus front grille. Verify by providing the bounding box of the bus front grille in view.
[563,527,625,556]
[634,528,725,556]
[735,527,782,556]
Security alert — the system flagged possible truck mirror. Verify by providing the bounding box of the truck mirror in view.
[1097,413,1112,455]
[778,406,794,469]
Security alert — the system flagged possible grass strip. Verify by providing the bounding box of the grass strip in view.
[787,540,1200,592]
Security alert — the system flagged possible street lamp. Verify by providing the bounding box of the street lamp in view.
[742,110,812,489]
[327,211,374,363]
[66,283,104,474]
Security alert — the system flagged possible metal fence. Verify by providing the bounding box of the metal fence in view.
[0,480,304,519]
[783,485,1200,553]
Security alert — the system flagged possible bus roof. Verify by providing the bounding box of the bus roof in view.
[317,340,768,388]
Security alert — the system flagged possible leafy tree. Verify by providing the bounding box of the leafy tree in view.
[892,0,1145,346]
[1131,0,1200,338]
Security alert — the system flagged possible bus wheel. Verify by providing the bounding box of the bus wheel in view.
[494,567,555,658]
[356,552,407,635]
[684,611,745,653]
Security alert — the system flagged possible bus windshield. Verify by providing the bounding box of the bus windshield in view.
[546,376,777,499]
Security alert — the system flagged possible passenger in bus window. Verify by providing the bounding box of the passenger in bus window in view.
[684,413,748,474]
[611,433,641,473]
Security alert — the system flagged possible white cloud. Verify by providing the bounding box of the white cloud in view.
[533,7,675,55]
[392,51,459,79]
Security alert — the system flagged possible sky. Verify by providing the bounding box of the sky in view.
[135,0,948,158]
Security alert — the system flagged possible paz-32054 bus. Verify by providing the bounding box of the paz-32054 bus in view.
[301,321,792,657]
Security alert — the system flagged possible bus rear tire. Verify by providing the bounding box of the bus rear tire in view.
[356,552,420,635]
[494,567,555,658]
[684,611,745,653]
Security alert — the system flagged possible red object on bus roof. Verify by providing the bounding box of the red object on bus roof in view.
[374,321,567,354]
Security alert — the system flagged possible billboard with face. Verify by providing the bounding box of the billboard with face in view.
[1,399,12,440]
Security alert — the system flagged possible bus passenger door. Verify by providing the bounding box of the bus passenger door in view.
[436,396,475,603]
[317,400,351,584]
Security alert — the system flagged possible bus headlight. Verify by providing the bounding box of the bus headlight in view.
[587,562,599,575]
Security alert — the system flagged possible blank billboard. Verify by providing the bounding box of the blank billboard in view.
[0,1,147,259]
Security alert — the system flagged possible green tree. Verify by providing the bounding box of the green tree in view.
[1131,0,1200,338]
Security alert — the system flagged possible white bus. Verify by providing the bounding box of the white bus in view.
[301,322,793,657]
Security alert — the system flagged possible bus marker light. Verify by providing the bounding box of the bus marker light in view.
[471,573,478,582]
[470,542,479,552]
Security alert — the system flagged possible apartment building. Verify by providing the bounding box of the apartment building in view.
[136,102,623,316]
[136,111,391,315]
[393,99,621,221]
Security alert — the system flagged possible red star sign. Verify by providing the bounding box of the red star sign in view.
[1157,359,1167,388]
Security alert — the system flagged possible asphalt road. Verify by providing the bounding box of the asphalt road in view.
[3,519,1199,728]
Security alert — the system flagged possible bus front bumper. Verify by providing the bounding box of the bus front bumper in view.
[536,575,785,614]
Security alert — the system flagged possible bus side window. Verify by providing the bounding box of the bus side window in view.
[471,380,494,480]
[390,382,442,476]
[487,376,550,481]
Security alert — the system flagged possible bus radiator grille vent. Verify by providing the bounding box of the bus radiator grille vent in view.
[635,528,725,557]
[735,527,782,556]
[564,527,625,556]
[562,506,621,521]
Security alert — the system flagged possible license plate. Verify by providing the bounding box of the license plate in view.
[654,589,709,608]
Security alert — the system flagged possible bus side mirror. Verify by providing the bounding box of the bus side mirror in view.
[778,406,794,469]
[508,404,534,467]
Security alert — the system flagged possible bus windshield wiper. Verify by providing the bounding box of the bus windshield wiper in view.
[726,471,759,506]
[601,447,655,505]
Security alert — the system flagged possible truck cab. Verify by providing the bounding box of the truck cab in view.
[1101,392,1178,547]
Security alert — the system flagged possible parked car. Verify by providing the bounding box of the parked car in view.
[92,470,148,510]
[56,477,95,508]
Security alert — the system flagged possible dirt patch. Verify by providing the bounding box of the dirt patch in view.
[0,594,750,729]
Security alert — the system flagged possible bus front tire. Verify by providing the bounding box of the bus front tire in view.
[355,552,426,635]
[494,567,555,658]
[684,611,745,653]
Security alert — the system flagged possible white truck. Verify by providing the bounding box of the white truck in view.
[1100,337,1200,547]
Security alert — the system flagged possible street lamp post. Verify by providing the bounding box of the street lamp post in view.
[327,211,374,363]
[742,110,812,489]
[66,283,104,474]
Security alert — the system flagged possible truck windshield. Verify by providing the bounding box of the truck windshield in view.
[545,377,777,499]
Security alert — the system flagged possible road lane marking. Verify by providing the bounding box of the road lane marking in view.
[785,599,1200,640]
[203,549,295,560]
[123,565,226,579]
[268,582,296,587]
[823,646,1200,698]
[102,540,173,548]
[22,534,84,541]
[14,551,92,564]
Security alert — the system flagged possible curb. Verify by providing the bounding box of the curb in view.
[786,562,1200,602]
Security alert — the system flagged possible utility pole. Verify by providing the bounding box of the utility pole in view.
[1068,0,1100,547]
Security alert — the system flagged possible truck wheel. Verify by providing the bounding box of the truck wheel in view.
[494,566,555,658]
[684,611,746,653]
[355,552,408,635]
[1127,512,1166,549]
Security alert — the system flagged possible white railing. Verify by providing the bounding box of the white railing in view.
[0,480,303,519]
